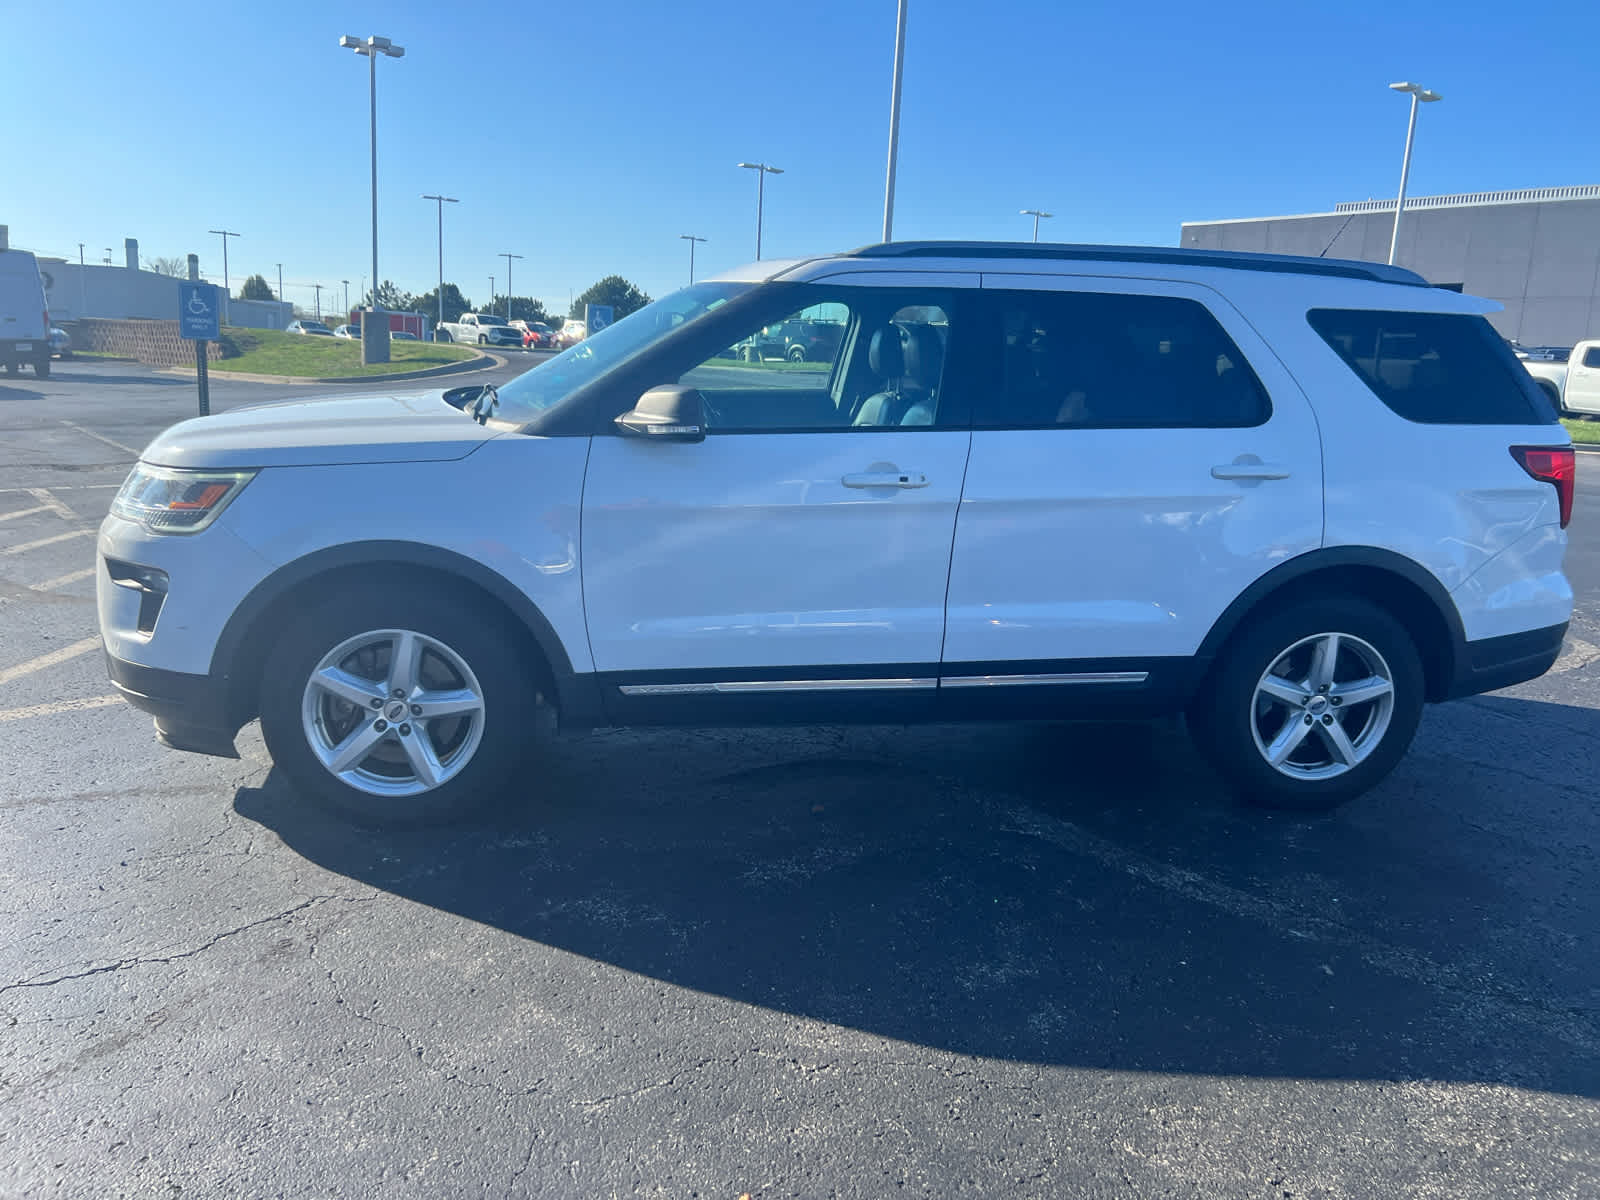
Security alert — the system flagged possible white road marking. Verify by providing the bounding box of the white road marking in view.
[26,487,78,520]
[0,484,121,495]
[0,694,123,723]
[59,420,141,457]
[1,528,95,556]
[0,505,51,523]
[0,637,102,686]
[30,566,98,592]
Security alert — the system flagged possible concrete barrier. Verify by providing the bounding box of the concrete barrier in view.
[73,319,223,366]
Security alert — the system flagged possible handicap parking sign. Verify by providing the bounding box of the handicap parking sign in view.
[585,303,614,333]
[178,282,220,340]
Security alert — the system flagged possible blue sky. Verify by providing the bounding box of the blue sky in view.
[5,0,1595,316]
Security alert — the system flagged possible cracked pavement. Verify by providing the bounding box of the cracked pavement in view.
[1,365,1599,1197]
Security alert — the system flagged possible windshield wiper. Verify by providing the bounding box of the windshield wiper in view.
[469,383,499,425]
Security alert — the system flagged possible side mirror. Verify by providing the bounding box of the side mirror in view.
[615,385,706,442]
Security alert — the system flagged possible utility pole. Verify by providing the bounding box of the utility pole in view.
[499,252,523,319]
[679,234,707,285]
[276,264,284,328]
[312,283,324,321]
[882,0,908,242]
[342,279,350,318]
[77,243,86,319]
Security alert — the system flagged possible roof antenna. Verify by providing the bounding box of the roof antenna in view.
[1318,212,1358,257]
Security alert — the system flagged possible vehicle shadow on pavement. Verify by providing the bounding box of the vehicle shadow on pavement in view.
[234,694,1600,1096]
[0,381,48,403]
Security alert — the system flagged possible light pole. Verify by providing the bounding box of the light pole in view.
[104,248,113,266]
[275,263,283,301]
[422,193,458,335]
[882,0,907,242]
[679,234,707,285]
[488,275,495,312]
[340,33,405,362]
[1386,81,1441,266]
[78,243,86,318]
[499,252,523,319]
[1020,209,1053,242]
[341,280,349,318]
[736,162,784,259]
[207,230,240,296]
[312,283,324,321]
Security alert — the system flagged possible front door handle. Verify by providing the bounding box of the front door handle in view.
[842,470,929,489]
[1211,462,1291,481]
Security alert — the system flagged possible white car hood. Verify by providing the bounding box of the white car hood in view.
[139,390,504,469]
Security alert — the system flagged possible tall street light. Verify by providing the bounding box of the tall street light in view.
[341,279,350,317]
[679,234,707,285]
[1387,81,1441,266]
[340,33,404,361]
[882,0,908,242]
[422,193,459,334]
[737,162,784,259]
[499,252,523,319]
[207,229,240,296]
[275,263,283,303]
[1020,209,1053,242]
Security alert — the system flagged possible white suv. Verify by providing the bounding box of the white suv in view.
[97,242,1575,824]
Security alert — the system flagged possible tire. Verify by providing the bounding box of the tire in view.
[787,345,806,363]
[739,346,756,363]
[478,335,488,345]
[439,330,453,343]
[33,356,49,379]
[258,583,540,827]
[1187,596,1424,812]
[1537,380,1565,414]
[4,360,17,376]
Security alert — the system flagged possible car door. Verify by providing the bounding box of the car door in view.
[1565,342,1600,415]
[939,274,1323,713]
[580,276,977,724]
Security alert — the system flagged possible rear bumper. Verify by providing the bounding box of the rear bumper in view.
[105,652,241,758]
[1446,622,1568,700]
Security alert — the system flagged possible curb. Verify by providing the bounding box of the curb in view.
[158,351,504,386]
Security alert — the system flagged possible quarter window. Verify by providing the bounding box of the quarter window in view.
[1307,309,1557,425]
[1583,346,1600,369]
[978,291,1269,429]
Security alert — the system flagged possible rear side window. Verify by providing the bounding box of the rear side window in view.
[1306,309,1557,425]
[978,290,1269,429]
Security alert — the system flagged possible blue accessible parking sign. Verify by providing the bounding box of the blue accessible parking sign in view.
[585,303,614,333]
[178,282,220,340]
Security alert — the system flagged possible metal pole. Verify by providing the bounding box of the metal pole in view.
[188,255,209,417]
[342,280,349,316]
[690,238,696,284]
[78,244,85,319]
[437,200,443,326]
[1032,212,1040,242]
[369,48,379,312]
[756,168,765,260]
[1388,92,1420,266]
[882,0,907,242]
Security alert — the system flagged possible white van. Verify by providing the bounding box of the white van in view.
[0,247,52,379]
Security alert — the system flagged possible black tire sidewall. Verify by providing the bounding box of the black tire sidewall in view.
[259,587,536,827]
[1190,596,1425,812]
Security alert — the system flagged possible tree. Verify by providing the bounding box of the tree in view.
[571,276,651,321]
[238,274,276,301]
[483,295,555,324]
[411,282,472,324]
[146,256,187,277]
[362,280,416,311]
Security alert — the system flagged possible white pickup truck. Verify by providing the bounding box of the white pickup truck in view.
[437,312,524,348]
[1522,339,1600,416]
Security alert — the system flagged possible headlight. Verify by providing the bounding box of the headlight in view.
[109,465,256,534]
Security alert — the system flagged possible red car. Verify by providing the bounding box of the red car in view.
[519,321,555,349]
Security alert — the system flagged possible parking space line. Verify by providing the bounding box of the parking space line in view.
[1,529,95,556]
[31,566,98,592]
[0,694,122,724]
[0,505,52,523]
[27,487,79,520]
[59,421,141,457]
[0,637,102,686]
[0,484,121,495]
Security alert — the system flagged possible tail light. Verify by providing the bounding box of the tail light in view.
[1510,445,1575,528]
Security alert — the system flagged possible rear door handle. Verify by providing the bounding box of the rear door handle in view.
[1211,463,1291,481]
[842,470,929,489]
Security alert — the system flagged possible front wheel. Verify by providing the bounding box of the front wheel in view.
[1187,596,1424,812]
[787,345,806,363]
[258,585,539,826]
[33,356,50,379]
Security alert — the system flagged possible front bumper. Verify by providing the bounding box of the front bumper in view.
[106,651,241,759]
[1445,622,1569,700]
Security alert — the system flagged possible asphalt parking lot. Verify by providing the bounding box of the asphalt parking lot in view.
[2,360,1599,1198]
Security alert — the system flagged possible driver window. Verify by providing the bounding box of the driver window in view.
[677,292,953,432]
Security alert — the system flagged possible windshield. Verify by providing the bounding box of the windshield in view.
[492,282,751,422]
[477,314,508,326]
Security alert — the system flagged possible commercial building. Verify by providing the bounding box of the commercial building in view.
[1180,185,1600,346]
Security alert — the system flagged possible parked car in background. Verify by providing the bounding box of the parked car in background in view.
[519,321,555,349]
[555,320,586,349]
[286,320,334,337]
[0,244,52,378]
[1522,338,1600,415]
[333,325,358,339]
[392,330,419,341]
[437,313,525,348]
[49,327,72,359]
[736,317,846,363]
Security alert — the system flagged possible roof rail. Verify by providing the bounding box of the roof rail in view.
[844,241,1431,287]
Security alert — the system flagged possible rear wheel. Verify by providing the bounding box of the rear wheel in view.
[33,356,49,379]
[258,585,539,826]
[1188,596,1424,812]
[787,345,807,362]
[5,359,18,376]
